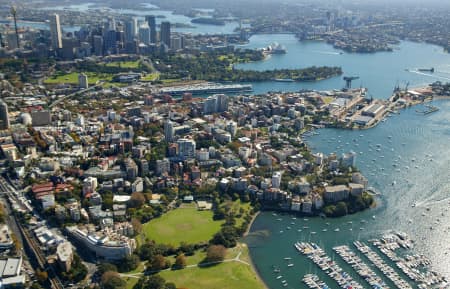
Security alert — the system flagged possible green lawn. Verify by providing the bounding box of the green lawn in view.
[160,244,265,289]
[141,206,223,246]
[105,60,140,69]
[124,276,139,289]
[44,72,113,85]
[141,72,160,82]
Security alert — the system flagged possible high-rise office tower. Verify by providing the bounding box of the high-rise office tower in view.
[145,15,157,44]
[164,120,174,142]
[50,14,63,49]
[125,18,138,43]
[93,35,103,56]
[160,21,171,47]
[138,25,150,45]
[0,100,10,130]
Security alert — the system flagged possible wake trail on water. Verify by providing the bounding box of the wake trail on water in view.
[408,70,450,81]
[312,50,341,55]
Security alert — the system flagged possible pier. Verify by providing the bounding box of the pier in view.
[302,274,330,289]
[372,233,448,288]
[354,241,412,289]
[295,242,364,289]
[333,245,389,288]
[415,104,439,115]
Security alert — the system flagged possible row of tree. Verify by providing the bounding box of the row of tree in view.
[154,49,342,82]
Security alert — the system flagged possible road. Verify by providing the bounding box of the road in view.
[0,177,64,289]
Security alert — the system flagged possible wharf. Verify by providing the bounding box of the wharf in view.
[354,241,412,289]
[372,233,448,288]
[302,274,330,289]
[333,245,389,288]
[295,242,363,289]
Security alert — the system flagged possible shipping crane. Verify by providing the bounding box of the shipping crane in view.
[343,76,359,89]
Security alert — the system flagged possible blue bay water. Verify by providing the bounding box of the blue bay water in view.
[237,34,450,98]
[246,100,450,289]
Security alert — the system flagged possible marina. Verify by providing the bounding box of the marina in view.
[354,241,412,289]
[372,233,448,288]
[295,242,364,289]
[302,274,330,289]
[333,245,388,288]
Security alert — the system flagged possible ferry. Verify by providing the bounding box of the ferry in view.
[274,78,295,82]
[418,67,434,73]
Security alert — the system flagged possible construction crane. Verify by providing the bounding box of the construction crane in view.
[343,76,359,89]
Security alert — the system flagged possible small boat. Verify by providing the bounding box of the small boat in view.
[334,228,340,232]
[287,263,294,267]
[322,229,328,232]
[276,275,283,279]
[372,215,376,220]
[284,257,292,260]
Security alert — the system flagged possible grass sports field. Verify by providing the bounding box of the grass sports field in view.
[141,204,223,246]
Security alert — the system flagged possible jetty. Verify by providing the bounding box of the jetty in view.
[302,274,330,289]
[354,241,412,289]
[295,242,363,289]
[372,233,448,288]
[416,104,439,115]
[333,245,389,288]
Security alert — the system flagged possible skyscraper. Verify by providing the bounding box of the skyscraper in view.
[78,73,88,89]
[164,120,174,142]
[145,15,157,44]
[125,18,138,43]
[138,25,150,45]
[49,14,63,49]
[160,21,171,47]
[0,100,10,130]
[93,35,103,56]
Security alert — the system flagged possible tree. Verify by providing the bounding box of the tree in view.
[36,269,48,283]
[149,254,167,271]
[174,254,187,269]
[101,271,126,289]
[117,254,140,272]
[134,275,169,289]
[131,218,143,234]
[210,225,239,248]
[335,202,348,217]
[205,245,227,263]
[97,263,117,275]
[129,192,146,208]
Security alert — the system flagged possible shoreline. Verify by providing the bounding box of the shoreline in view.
[241,211,270,289]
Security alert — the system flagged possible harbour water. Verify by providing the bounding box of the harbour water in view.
[245,99,450,289]
[237,34,450,98]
